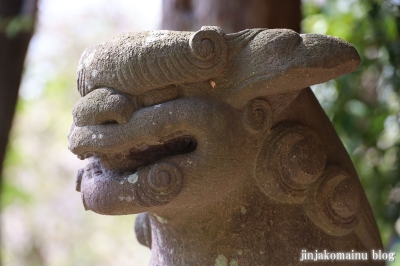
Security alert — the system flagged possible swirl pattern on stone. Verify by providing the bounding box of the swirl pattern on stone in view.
[303,166,361,236]
[188,26,228,72]
[135,162,183,207]
[255,122,327,203]
[242,98,272,134]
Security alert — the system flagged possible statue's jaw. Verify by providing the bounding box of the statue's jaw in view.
[69,110,197,214]
[69,96,249,214]
[76,155,185,215]
[73,131,196,215]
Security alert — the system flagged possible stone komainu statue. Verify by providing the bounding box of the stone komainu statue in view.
[69,27,384,265]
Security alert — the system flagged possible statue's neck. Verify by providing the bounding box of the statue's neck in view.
[144,167,374,266]
[147,186,272,266]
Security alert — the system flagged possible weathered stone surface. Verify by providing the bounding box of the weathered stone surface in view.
[69,27,384,265]
[72,87,135,127]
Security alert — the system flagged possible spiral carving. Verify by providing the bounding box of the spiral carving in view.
[135,162,183,207]
[255,122,327,203]
[303,166,360,236]
[188,26,228,71]
[242,98,272,134]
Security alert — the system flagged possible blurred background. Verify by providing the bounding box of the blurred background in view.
[0,0,399,265]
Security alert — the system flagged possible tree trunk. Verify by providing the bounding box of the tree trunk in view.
[162,0,301,33]
[0,0,37,178]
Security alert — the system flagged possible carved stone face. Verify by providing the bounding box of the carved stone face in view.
[71,92,262,215]
[68,27,360,215]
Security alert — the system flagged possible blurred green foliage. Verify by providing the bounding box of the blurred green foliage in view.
[303,0,400,246]
[0,15,36,38]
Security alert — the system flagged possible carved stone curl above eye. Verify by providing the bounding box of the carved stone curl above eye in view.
[136,162,183,207]
[303,166,361,236]
[242,99,272,134]
[255,122,327,203]
[188,26,228,71]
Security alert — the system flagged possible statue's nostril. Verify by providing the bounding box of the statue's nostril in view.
[72,88,135,127]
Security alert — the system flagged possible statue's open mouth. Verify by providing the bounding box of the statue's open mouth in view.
[97,134,197,171]
[73,130,197,211]
[68,94,237,212]
[126,134,197,170]
[75,131,198,174]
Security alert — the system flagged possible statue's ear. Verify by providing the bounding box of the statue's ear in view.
[241,98,272,135]
[221,29,360,109]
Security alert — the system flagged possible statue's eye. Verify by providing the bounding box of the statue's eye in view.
[139,86,179,107]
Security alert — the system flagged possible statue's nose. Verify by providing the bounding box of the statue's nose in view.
[72,88,135,127]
